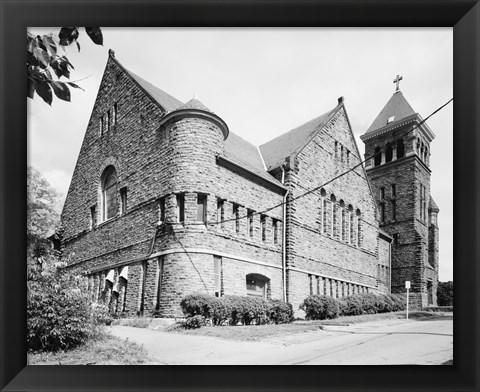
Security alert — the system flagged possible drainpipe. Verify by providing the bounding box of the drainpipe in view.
[281,163,289,303]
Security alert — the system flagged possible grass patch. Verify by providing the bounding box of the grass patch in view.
[112,318,150,328]
[28,332,154,365]
[165,311,451,342]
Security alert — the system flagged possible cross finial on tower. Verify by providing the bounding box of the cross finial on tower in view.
[393,74,403,92]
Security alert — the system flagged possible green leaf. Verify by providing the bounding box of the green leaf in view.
[50,81,71,102]
[85,27,103,45]
[34,79,53,105]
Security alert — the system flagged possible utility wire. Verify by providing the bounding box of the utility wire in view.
[165,98,452,229]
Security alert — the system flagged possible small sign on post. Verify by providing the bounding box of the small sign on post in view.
[405,281,410,319]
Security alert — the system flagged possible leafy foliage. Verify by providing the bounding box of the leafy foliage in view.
[299,295,343,320]
[27,166,61,239]
[437,281,453,306]
[301,293,407,320]
[179,293,294,327]
[27,27,103,105]
[27,264,99,352]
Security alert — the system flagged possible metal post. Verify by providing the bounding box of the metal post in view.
[406,288,409,319]
[405,280,411,320]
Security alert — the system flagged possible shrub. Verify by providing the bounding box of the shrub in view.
[180,293,214,318]
[179,294,294,327]
[269,299,294,324]
[299,295,343,320]
[27,269,96,352]
[90,303,113,326]
[185,315,206,329]
[388,294,407,311]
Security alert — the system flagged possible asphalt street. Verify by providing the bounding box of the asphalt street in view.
[109,316,453,365]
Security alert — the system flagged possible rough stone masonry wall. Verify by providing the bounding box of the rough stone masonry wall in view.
[61,55,286,316]
[285,107,379,310]
[364,124,439,308]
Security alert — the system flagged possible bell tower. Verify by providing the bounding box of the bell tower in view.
[360,76,439,308]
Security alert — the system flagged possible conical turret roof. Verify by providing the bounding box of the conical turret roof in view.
[176,98,213,113]
[364,91,416,135]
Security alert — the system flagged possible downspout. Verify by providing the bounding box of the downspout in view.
[281,163,289,303]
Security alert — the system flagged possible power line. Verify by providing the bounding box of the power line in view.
[165,98,452,228]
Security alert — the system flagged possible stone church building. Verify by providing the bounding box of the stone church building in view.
[60,51,439,317]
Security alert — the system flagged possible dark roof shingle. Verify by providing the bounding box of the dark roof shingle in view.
[364,91,416,135]
[259,106,338,171]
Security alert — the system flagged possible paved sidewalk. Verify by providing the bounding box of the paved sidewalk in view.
[109,317,453,365]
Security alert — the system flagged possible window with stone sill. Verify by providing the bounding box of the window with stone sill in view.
[176,194,185,223]
[233,203,240,234]
[101,166,118,222]
[197,194,207,223]
[247,209,254,238]
[261,215,267,242]
[90,205,97,229]
[158,197,165,224]
[120,187,127,215]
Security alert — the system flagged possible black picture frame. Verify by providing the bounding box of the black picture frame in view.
[1,1,479,391]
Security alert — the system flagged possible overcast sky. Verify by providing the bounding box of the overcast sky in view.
[27,28,453,281]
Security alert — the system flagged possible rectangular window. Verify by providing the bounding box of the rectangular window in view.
[233,204,240,234]
[158,198,165,223]
[113,103,117,126]
[217,198,223,225]
[334,141,338,160]
[99,116,104,136]
[107,110,111,132]
[346,150,350,167]
[380,187,385,200]
[176,195,185,223]
[247,209,254,238]
[309,275,313,295]
[393,233,399,246]
[380,202,385,223]
[391,183,396,197]
[261,215,267,242]
[273,219,279,244]
[391,199,396,221]
[90,205,96,229]
[197,194,206,223]
[120,187,127,215]
[214,256,222,297]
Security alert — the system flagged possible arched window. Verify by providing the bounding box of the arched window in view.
[374,146,381,166]
[348,205,354,244]
[339,200,345,241]
[356,209,362,247]
[246,273,269,298]
[424,146,428,162]
[331,194,337,237]
[320,188,327,233]
[397,139,405,158]
[385,143,393,162]
[101,166,118,221]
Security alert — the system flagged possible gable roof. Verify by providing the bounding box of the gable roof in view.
[109,52,183,112]
[224,132,282,185]
[126,69,184,112]
[259,105,339,171]
[364,91,416,135]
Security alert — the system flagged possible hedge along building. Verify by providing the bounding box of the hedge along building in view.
[61,50,436,317]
